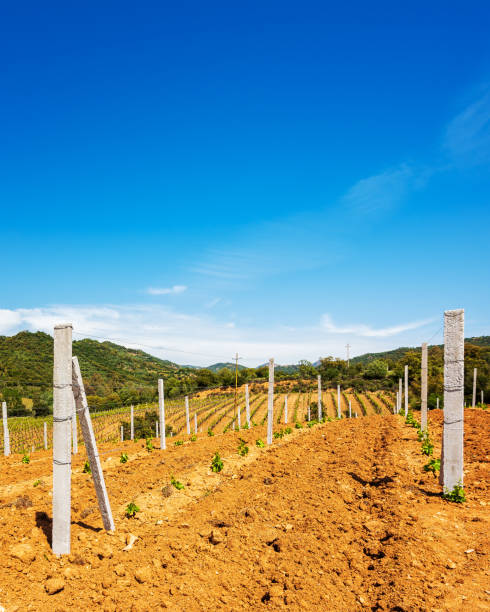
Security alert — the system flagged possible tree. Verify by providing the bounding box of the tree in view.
[364,359,388,379]
[298,360,317,379]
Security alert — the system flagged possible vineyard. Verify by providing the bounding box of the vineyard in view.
[0,385,397,455]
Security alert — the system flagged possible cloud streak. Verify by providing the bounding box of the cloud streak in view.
[147,285,187,295]
[321,313,436,338]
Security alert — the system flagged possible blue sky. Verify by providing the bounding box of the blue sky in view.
[1,1,489,365]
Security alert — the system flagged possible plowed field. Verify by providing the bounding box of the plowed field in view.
[0,409,488,611]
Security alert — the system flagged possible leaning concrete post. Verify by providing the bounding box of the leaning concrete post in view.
[72,395,78,455]
[421,343,428,431]
[44,421,48,450]
[245,384,250,427]
[130,405,134,440]
[72,356,115,532]
[158,379,166,450]
[440,309,464,492]
[472,368,477,408]
[337,385,341,419]
[399,378,403,415]
[349,399,352,418]
[317,375,322,421]
[404,365,408,417]
[194,412,198,434]
[284,395,288,423]
[267,358,274,445]
[52,323,73,555]
[185,396,190,435]
[2,401,10,456]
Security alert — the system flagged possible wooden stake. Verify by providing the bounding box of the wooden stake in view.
[72,356,115,531]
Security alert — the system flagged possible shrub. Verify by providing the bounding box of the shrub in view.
[284,427,292,434]
[120,452,129,464]
[170,475,184,490]
[174,440,183,446]
[190,434,197,442]
[33,479,43,487]
[21,454,30,464]
[207,429,214,436]
[443,483,466,503]
[211,452,223,473]
[421,438,434,456]
[146,438,154,452]
[82,460,91,473]
[237,438,249,457]
[423,458,440,477]
[295,422,303,429]
[125,502,140,518]
[255,439,265,448]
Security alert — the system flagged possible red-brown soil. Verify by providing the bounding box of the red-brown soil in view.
[0,410,488,611]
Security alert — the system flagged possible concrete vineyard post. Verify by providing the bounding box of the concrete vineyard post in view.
[337,385,341,419]
[481,390,484,405]
[237,404,241,429]
[349,399,352,418]
[440,309,464,492]
[399,378,402,416]
[158,379,166,450]
[317,375,322,421]
[245,384,250,427]
[284,395,288,423]
[72,356,115,532]
[44,421,48,450]
[52,323,73,555]
[156,421,159,438]
[308,405,311,421]
[185,396,190,435]
[72,395,78,455]
[472,368,477,408]
[404,365,408,417]
[437,397,439,410]
[194,413,197,434]
[2,401,10,456]
[130,405,134,440]
[267,358,274,445]
[421,343,428,431]
[120,426,124,442]
[395,391,399,414]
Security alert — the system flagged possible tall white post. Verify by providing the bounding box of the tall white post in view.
[194,412,197,434]
[284,395,288,423]
[404,365,408,417]
[267,358,274,445]
[337,385,341,419]
[349,399,352,418]
[472,368,477,408]
[156,421,159,438]
[237,403,241,429]
[481,390,484,405]
[396,391,399,414]
[317,375,322,421]
[130,405,134,440]
[2,401,10,456]
[185,396,190,435]
[440,309,464,492]
[120,425,124,442]
[44,421,48,450]
[399,378,403,416]
[421,343,428,431]
[52,323,73,556]
[307,405,311,421]
[436,397,439,410]
[245,384,250,427]
[158,379,166,450]
[72,356,115,532]
[72,395,78,455]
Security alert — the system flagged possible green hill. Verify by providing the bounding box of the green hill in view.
[351,336,490,365]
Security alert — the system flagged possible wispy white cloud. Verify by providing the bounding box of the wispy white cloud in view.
[2,304,442,366]
[321,313,436,338]
[341,163,415,215]
[147,285,187,295]
[205,297,223,309]
[444,88,490,165]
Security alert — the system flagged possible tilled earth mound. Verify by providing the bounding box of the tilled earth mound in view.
[0,410,488,611]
